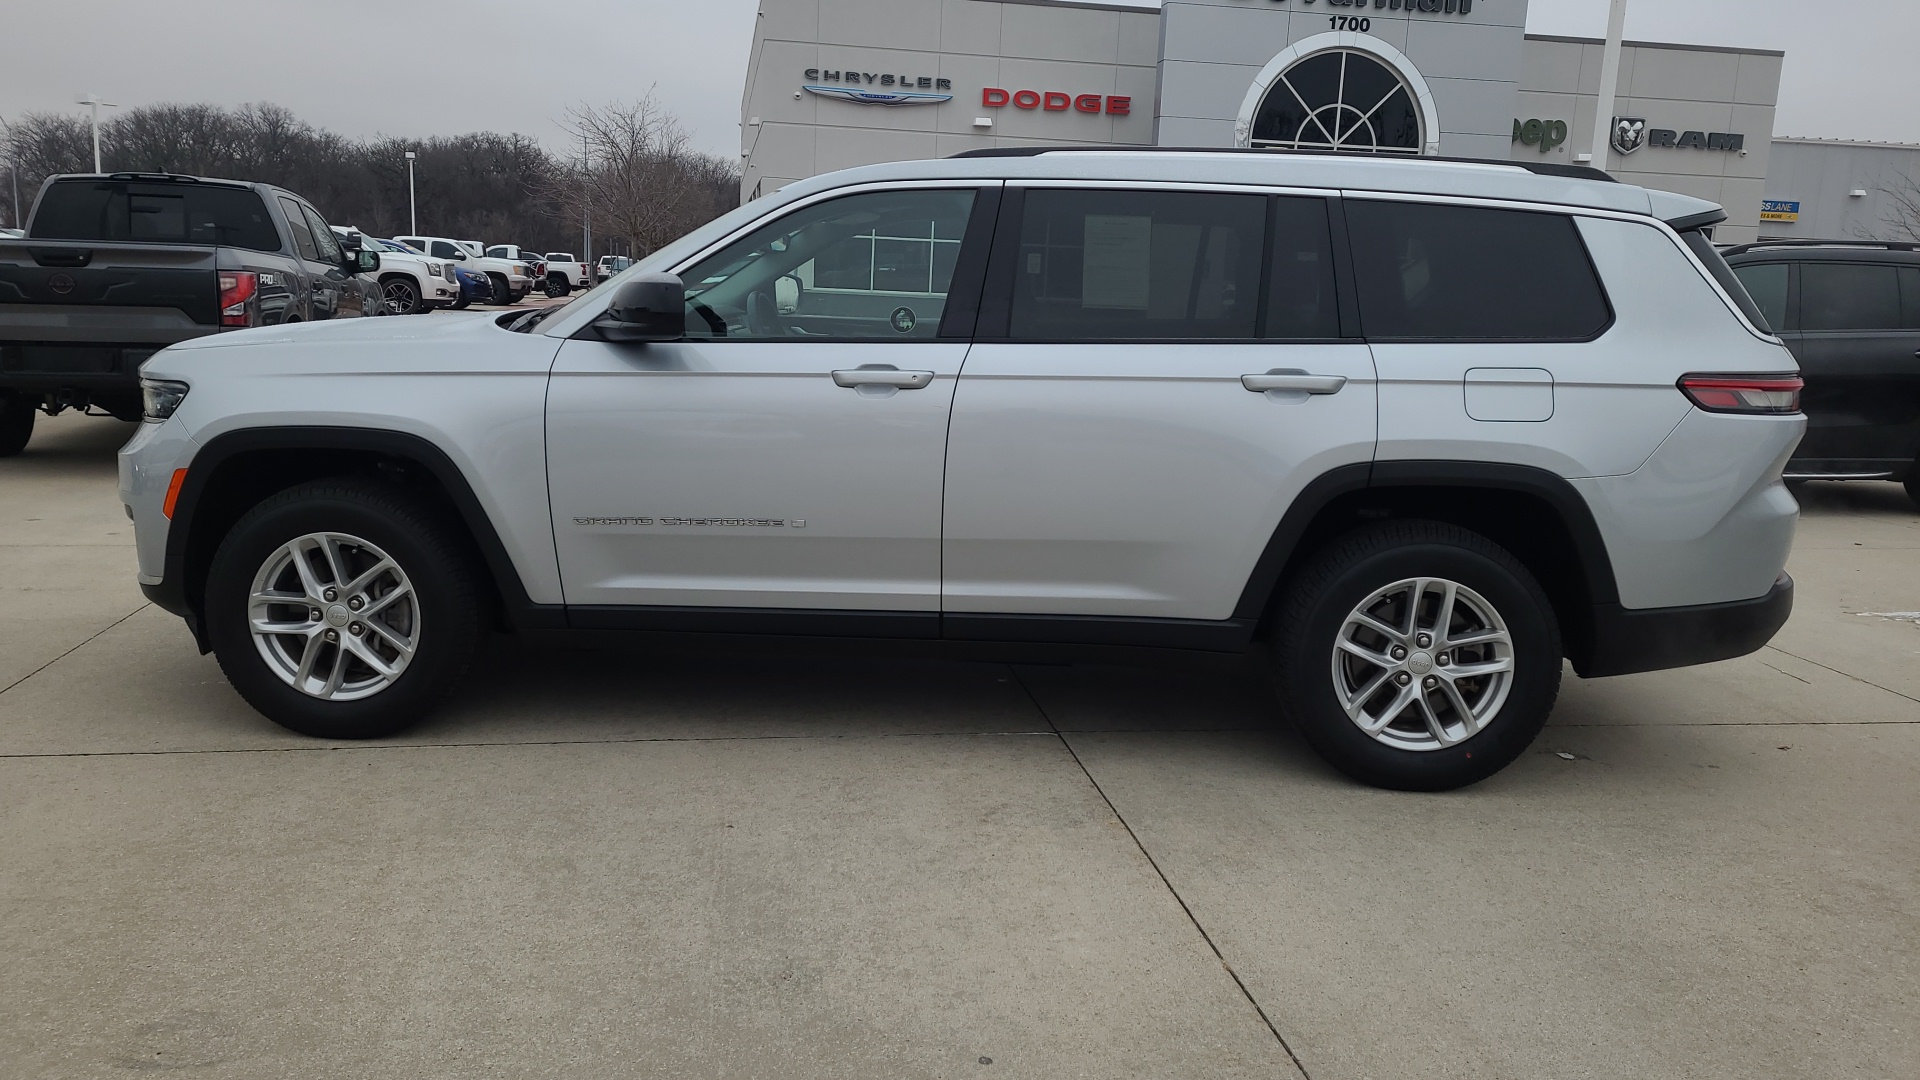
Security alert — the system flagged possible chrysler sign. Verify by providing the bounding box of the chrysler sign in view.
[805,69,953,106]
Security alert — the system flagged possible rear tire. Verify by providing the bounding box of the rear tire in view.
[0,394,36,457]
[1904,465,1920,510]
[1272,521,1562,791]
[205,480,485,740]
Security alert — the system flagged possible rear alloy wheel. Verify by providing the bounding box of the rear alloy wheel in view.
[381,276,423,315]
[1274,521,1562,791]
[206,480,483,739]
[0,393,36,457]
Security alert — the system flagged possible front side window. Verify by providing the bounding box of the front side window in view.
[430,240,462,260]
[301,205,342,263]
[1010,189,1266,341]
[1800,262,1903,331]
[1731,263,1789,332]
[678,188,978,341]
[1345,200,1611,342]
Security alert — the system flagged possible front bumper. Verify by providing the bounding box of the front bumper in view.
[1575,574,1794,678]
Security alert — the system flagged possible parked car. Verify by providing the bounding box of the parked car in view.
[335,229,457,315]
[449,263,492,309]
[0,171,378,453]
[541,252,592,295]
[1724,239,1920,506]
[392,234,530,306]
[120,149,1802,791]
[595,255,633,283]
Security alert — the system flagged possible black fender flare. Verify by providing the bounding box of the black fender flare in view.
[154,426,563,637]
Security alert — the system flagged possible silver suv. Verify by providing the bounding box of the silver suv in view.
[120,150,1803,790]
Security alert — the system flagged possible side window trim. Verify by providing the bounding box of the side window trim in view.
[1324,195,1364,341]
[935,185,1004,340]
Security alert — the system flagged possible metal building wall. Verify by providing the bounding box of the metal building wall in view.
[1761,139,1920,241]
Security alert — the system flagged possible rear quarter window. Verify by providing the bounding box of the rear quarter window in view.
[1345,200,1612,342]
[1730,263,1788,332]
[30,180,282,252]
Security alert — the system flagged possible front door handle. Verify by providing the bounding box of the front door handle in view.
[832,365,934,390]
[1241,369,1347,394]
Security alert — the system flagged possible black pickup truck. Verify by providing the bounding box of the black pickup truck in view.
[0,173,381,454]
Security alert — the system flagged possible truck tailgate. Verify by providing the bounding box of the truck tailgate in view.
[0,240,222,343]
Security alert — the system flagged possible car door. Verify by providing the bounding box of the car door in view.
[545,183,995,625]
[298,203,368,318]
[276,196,339,320]
[941,185,1375,628]
[1794,260,1920,472]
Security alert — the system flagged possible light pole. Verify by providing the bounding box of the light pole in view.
[78,92,118,173]
[580,130,591,263]
[404,151,417,234]
[1588,0,1629,170]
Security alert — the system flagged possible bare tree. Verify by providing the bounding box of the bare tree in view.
[549,93,741,259]
[1880,172,1920,243]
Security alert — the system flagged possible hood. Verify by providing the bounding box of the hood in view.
[150,309,515,366]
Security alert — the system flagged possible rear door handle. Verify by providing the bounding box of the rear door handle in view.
[1241,369,1347,394]
[832,366,934,390]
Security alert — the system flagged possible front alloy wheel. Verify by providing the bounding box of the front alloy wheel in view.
[207,480,482,739]
[382,278,421,315]
[249,532,419,701]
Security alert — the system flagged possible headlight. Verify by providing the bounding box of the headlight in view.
[141,378,190,422]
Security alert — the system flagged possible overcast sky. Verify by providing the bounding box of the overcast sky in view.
[2,0,1914,159]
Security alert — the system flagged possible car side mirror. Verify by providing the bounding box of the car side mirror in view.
[355,249,381,273]
[592,273,685,344]
[338,231,364,252]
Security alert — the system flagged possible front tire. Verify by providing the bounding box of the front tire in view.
[1273,521,1562,791]
[1904,463,1920,510]
[0,394,36,457]
[486,273,512,305]
[381,276,424,316]
[205,480,484,739]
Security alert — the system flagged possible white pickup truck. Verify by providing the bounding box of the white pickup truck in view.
[393,234,532,305]
[540,252,593,296]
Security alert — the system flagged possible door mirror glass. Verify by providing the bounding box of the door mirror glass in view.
[355,249,381,274]
[592,273,686,343]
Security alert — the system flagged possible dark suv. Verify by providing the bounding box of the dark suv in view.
[1725,240,1920,505]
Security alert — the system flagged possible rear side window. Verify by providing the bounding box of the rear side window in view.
[1800,263,1905,331]
[278,197,320,261]
[1346,200,1611,342]
[1731,263,1788,332]
[29,180,281,252]
[1010,189,1266,340]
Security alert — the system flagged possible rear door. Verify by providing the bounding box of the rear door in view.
[1794,260,1920,472]
[277,195,340,320]
[941,184,1374,628]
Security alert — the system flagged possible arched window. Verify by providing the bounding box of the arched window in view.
[1249,49,1424,155]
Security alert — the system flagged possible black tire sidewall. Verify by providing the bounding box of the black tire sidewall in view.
[206,486,480,739]
[0,394,35,456]
[1280,533,1561,791]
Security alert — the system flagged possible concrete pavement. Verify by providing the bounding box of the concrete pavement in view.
[2,410,1915,1079]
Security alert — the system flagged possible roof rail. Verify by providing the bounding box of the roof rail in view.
[948,145,1618,183]
[1720,238,1920,256]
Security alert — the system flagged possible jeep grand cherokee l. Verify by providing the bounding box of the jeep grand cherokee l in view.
[120,150,1802,790]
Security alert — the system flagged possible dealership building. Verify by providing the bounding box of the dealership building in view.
[739,0,1822,243]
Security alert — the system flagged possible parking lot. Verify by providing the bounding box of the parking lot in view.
[2,407,1915,1078]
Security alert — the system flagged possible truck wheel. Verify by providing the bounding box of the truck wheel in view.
[545,275,570,298]
[1904,463,1920,510]
[450,296,471,310]
[0,394,36,457]
[1272,521,1562,792]
[204,480,485,740]
[486,273,511,305]
[381,276,423,316]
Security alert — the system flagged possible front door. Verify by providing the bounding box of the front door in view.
[546,184,992,619]
[942,187,1376,624]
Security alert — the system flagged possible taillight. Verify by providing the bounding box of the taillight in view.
[219,271,258,327]
[1679,374,1803,414]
